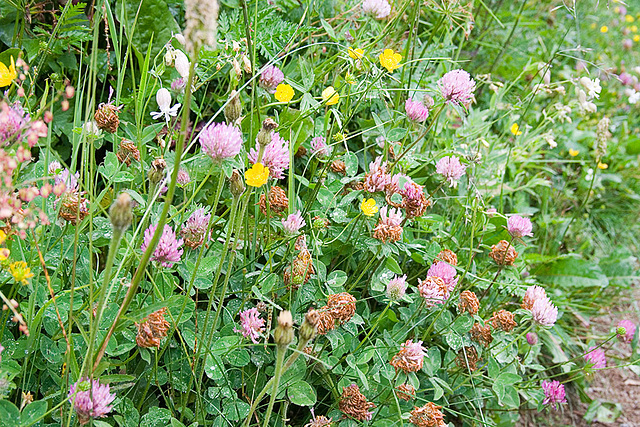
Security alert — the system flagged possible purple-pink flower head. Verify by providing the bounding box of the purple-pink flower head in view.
[259,65,285,93]
[438,69,476,107]
[541,380,566,409]
[617,320,637,344]
[386,274,407,301]
[248,132,290,179]
[530,296,558,327]
[405,98,429,122]
[378,206,403,227]
[362,0,391,19]
[584,346,606,369]
[435,156,466,187]
[56,169,80,192]
[507,215,533,238]
[141,224,184,268]
[181,208,211,249]
[310,136,331,158]
[68,378,116,425]
[364,156,392,193]
[200,122,243,162]
[418,277,449,307]
[177,168,191,186]
[0,102,29,146]
[282,210,305,235]
[427,261,458,292]
[526,332,538,345]
[234,307,265,344]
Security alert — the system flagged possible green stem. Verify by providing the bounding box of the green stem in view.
[262,344,287,427]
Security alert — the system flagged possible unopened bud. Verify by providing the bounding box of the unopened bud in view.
[224,90,242,124]
[232,58,242,77]
[241,55,252,74]
[257,118,278,147]
[274,310,294,348]
[526,332,538,345]
[299,308,319,342]
[229,169,245,198]
[423,94,435,108]
[148,158,167,186]
[109,192,133,232]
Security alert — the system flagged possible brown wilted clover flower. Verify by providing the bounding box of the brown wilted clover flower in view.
[401,181,431,219]
[94,103,120,133]
[326,292,356,324]
[455,346,479,371]
[409,402,447,427]
[470,323,493,347]
[396,383,416,401]
[258,185,289,216]
[136,307,171,348]
[489,240,517,265]
[116,139,141,166]
[490,309,517,332]
[458,290,479,315]
[435,249,458,266]
[330,159,346,175]
[372,206,403,243]
[283,236,314,289]
[339,384,375,421]
[58,191,89,224]
[315,309,336,335]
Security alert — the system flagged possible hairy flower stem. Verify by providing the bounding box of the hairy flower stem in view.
[261,344,287,427]
[393,104,445,168]
[92,53,198,374]
[244,335,312,426]
[479,237,515,306]
[82,227,123,376]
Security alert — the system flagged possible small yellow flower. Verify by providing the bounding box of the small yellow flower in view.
[274,83,294,103]
[10,261,34,285]
[0,230,6,245]
[600,25,609,33]
[569,149,579,157]
[322,86,340,105]
[597,161,608,170]
[345,72,356,85]
[379,49,402,73]
[245,163,270,187]
[348,47,364,60]
[510,123,523,136]
[0,56,17,88]
[0,248,10,261]
[360,198,378,216]
[632,25,638,33]
[626,14,635,23]
[634,35,640,42]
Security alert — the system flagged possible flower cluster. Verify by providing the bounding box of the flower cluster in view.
[234,307,265,344]
[141,224,184,268]
[68,379,116,425]
[390,339,427,373]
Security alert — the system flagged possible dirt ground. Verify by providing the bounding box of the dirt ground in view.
[518,285,640,427]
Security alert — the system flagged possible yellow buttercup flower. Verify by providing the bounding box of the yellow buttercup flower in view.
[10,261,34,285]
[348,47,364,60]
[345,72,356,85]
[322,86,340,105]
[632,25,638,33]
[626,14,635,23]
[597,161,608,170]
[600,25,609,33]
[569,149,579,157]
[245,163,270,187]
[379,49,402,73]
[0,56,17,87]
[510,123,523,136]
[0,248,10,261]
[274,83,294,103]
[360,198,378,216]
[0,230,6,245]
[634,35,640,42]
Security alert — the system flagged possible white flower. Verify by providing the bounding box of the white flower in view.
[628,89,640,104]
[579,76,602,99]
[543,131,557,148]
[151,88,181,122]
[577,89,597,113]
[173,33,186,45]
[83,120,102,137]
[174,50,191,80]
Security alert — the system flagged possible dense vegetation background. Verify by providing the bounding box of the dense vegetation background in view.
[0,0,639,426]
